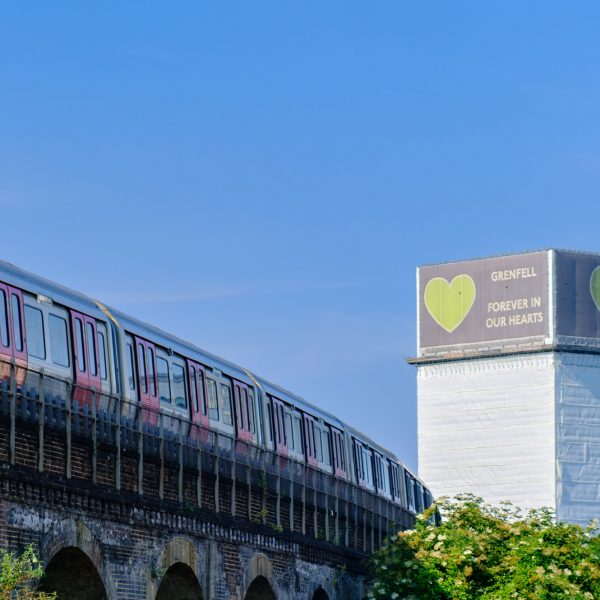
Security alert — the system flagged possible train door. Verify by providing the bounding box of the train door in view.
[134,337,159,425]
[187,360,209,442]
[70,311,101,406]
[233,380,254,443]
[0,285,27,384]
[271,397,287,456]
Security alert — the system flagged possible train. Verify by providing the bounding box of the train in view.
[0,260,433,517]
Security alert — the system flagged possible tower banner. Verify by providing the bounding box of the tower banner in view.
[418,251,550,355]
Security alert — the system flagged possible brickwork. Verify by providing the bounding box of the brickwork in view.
[0,368,417,599]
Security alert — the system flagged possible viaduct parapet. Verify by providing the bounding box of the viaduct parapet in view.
[0,360,414,599]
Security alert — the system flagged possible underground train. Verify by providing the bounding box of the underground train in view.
[0,260,432,515]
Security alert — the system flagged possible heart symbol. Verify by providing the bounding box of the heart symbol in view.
[424,275,476,333]
[590,267,600,311]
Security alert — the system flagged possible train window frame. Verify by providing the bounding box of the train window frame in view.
[0,290,9,348]
[11,294,23,353]
[24,304,46,360]
[75,318,86,372]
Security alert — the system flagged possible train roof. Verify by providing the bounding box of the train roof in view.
[0,260,106,321]
[0,260,426,486]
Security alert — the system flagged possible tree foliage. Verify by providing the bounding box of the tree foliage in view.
[369,495,600,599]
[0,545,55,600]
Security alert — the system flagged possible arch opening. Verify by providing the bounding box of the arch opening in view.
[156,562,203,600]
[312,589,329,600]
[38,546,107,600]
[244,575,276,600]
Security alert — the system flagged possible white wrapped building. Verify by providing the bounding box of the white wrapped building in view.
[410,250,600,526]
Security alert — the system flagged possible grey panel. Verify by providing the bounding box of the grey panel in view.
[419,251,550,354]
[556,251,600,341]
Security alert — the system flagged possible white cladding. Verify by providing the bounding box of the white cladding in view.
[556,353,600,526]
[418,353,556,511]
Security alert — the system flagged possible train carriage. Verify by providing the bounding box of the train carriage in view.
[0,260,433,519]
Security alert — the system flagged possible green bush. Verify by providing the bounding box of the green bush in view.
[369,495,600,599]
[0,545,55,600]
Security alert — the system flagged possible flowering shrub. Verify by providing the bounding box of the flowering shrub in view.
[369,495,600,599]
[0,545,55,600]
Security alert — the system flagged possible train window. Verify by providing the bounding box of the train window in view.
[339,436,346,470]
[0,290,8,347]
[157,356,170,403]
[424,489,432,510]
[190,367,198,412]
[376,457,389,495]
[240,388,247,430]
[172,363,187,409]
[247,390,255,433]
[49,315,69,367]
[315,428,323,462]
[75,318,86,372]
[284,412,293,448]
[24,305,45,359]
[126,341,135,391]
[293,416,303,453]
[405,472,415,511]
[11,295,22,352]
[137,344,147,393]
[219,383,233,425]
[322,430,331,466]
[354,442,363,480]
[279,406,286,444]
[265,403,273,443]
[390,463,399,499]
[234,387,242,429]
[207,379,218,420]
[86,323,97,377]
[98,330,108,380]
[146,347,156,394]
[363,448,374,486]
[415,481,424,513]
[197,370,207,415]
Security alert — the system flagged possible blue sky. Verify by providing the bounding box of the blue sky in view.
[2,3,600,470]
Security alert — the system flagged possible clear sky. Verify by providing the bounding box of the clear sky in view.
[2,3,600,471]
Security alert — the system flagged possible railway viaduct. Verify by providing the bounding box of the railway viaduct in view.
[0,364,416,599]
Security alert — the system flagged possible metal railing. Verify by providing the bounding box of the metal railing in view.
[0,358,415,554]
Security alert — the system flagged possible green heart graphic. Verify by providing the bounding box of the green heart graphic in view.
[424,275,476,333]
[590,267,600,311]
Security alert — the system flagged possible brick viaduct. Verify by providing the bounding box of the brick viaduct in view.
[0,363,416,599]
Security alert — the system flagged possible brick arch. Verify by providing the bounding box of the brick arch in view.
[38,518,115,599]
[241,553,280,599]
[148,536,203,599]
[311,587,330,600]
